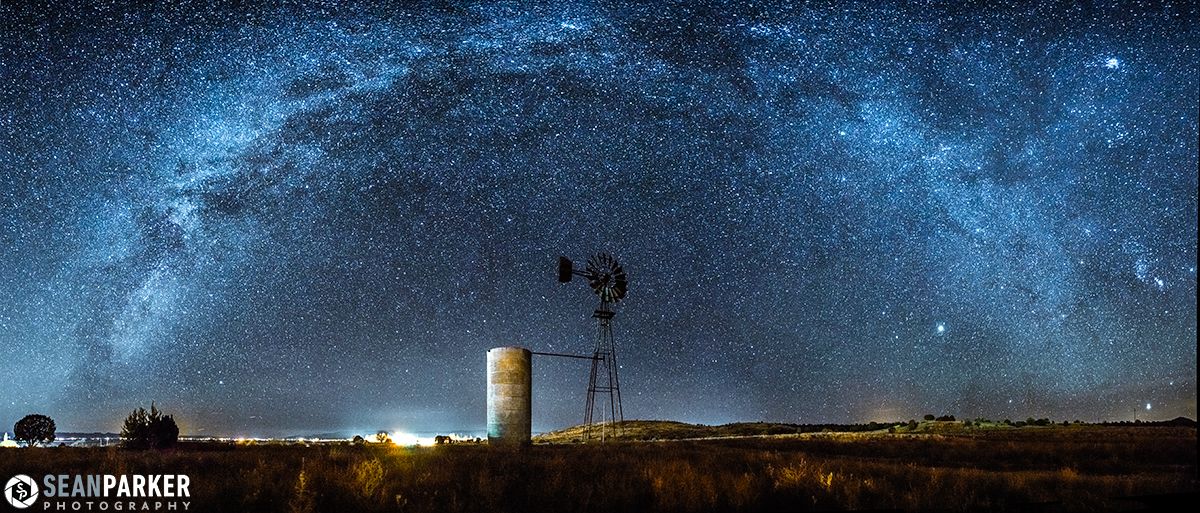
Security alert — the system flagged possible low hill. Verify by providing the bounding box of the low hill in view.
[533,420,897,443]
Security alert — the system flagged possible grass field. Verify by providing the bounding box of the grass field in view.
[2,425,1195,512]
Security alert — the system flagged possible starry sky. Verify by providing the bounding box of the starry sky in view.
[1,1,1196,437]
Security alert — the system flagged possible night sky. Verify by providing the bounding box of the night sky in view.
[1,1,1196,437]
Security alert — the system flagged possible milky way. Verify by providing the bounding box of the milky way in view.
[1,1,1196,436]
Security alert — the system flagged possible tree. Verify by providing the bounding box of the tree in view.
[153,411,180,448]
[14,414,56,447]
[121,403,180,449]
[352,435,365,445]
[374,431,391,444]
[923,414,935,421]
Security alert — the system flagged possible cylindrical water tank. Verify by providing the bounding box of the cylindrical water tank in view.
[486,346,532,445]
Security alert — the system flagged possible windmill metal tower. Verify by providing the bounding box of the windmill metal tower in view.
[558,253,627,440]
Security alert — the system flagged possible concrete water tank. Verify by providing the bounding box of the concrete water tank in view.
[486,346,532,445]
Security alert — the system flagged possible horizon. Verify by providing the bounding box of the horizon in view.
[2,1,1196,437]
[9,413,1197,441]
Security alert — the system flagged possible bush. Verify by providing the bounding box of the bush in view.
[14,414,56,447]
[121,403,179,449]
[936,415,956,422]
[923,414,935,421]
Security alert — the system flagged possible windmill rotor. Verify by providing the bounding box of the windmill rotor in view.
[585,253,627,303]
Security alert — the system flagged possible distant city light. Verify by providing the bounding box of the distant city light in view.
[391,431,436,446]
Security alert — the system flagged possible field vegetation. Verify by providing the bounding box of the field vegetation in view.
[1,424,1195,512]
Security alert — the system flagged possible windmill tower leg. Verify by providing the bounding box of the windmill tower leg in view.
[584,347,600,439]
[585,301,623,441]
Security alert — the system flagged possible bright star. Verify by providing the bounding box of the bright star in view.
[1104,57,1120,69]
[1145,403,1151,410]
[936,323,946,334]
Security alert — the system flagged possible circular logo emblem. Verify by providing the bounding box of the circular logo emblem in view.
[4,475,38,509]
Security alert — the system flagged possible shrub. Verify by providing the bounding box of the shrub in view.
[923,414,935,421]
[14,414,56,447]
[121,403,180,449]
[353,459,385,499]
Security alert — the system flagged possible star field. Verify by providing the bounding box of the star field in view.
[1,1,1196,436]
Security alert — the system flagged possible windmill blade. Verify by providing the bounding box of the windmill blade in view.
[561,252,629,303]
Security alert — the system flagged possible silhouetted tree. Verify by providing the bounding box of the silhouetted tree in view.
[352,435,365,445]
[936,415,956,422]
[152,412,180,448]
[14,414,55,447]
[375,431,391,444]
[923,414,935,421]
[121,403,180,449]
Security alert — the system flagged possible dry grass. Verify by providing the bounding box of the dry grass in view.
[1,426,1195,512]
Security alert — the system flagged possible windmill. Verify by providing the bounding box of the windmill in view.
[558,253,627,440]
